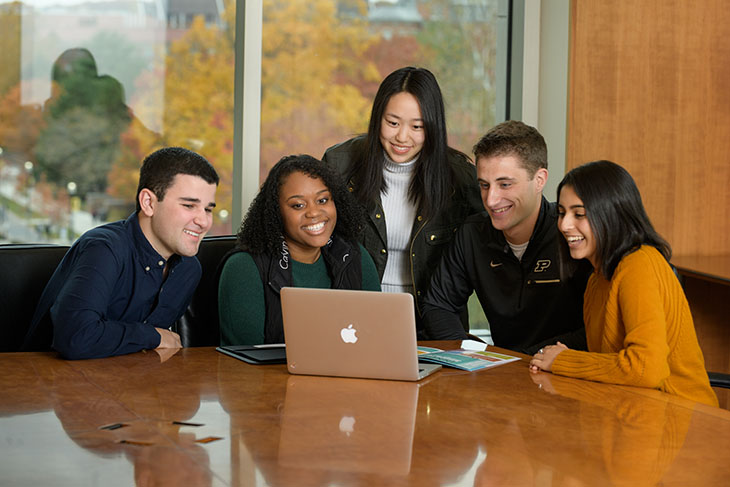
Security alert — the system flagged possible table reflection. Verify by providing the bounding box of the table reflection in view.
[56,349,213,487]
[278,375,418,474]
[529,372,691,486]
[2,346,729,486]
[408,370,538,486]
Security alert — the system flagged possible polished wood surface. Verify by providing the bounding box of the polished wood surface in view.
[2,344,729,486]
[568,0,730,256]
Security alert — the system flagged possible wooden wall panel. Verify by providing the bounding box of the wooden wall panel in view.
[567,0,730,257]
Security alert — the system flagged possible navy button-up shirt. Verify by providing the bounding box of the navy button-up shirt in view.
[30,213,201,359]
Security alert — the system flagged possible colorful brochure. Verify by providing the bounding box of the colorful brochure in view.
[417,346,521,372]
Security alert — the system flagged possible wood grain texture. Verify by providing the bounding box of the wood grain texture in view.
[1,346,729,486]
[568,0,730,256]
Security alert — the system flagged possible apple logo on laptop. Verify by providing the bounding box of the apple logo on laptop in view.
[339,415,355,436]
[340,324,358,343]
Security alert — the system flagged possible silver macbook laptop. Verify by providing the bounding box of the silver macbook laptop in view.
[280,287,441,381]
[278,375,418,474]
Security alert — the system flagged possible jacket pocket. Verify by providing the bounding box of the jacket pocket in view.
[422,225,457,247]
[527,278,561,285]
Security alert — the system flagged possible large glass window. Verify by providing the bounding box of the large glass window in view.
[1,0,503,247]
[0,0,236,244]
[1,0,504,336]
[258,0,501,176]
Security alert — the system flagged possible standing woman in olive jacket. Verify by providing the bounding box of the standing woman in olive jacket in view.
[322,67,482,333]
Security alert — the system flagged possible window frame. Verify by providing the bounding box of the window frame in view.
[231,0,518,224]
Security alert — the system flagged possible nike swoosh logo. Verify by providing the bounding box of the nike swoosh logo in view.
[490,261,503,268]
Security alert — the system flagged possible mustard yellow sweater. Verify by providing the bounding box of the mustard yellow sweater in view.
[552,246,718,407]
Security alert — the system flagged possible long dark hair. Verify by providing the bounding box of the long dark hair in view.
[237,155,363,254]
[348,66,469,219]
[557,160,671,279]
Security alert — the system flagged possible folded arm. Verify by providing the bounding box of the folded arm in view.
[551,259,671,388]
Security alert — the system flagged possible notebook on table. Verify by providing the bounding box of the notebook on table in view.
[280,287,441,381]
[216,344,286,365]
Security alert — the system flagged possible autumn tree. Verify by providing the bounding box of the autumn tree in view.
[259,0,379,172]
[415,0,498,153]
[108,0,378,231]
[0,2,21,98]
[361,0,498,156]
[0,3,42,166]
[0,82,44,165]
[107,6,236,222]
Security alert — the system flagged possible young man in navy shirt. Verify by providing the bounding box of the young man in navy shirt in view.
[26,147,219,359]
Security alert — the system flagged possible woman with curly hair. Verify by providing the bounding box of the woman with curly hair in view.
[322,67,482,334]
[218,154,380,345]
[529,160,717,407]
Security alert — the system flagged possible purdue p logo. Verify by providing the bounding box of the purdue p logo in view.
[533,260,551,272]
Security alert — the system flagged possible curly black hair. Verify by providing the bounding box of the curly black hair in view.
[236,154,364,254]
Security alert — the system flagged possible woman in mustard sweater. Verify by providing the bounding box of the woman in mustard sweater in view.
[529,160,717,407]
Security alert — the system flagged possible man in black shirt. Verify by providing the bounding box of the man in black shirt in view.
[422,121,589,353]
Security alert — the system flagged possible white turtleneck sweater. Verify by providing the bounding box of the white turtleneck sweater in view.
[380,154,418,294]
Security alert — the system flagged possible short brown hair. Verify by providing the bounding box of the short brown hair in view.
[473,120,547,177]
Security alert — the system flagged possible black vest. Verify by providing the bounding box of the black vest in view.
[248,236,363,343]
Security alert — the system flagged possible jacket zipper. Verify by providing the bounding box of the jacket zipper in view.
[409,216,429,316]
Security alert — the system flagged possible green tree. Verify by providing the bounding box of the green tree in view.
[34,48,132,198]
[416,0,498,153]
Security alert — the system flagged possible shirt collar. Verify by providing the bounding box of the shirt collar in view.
[126,212,181,272]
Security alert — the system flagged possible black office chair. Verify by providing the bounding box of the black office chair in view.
[174,235,237,347]
[708,372,730,389]
[0,244,69,352]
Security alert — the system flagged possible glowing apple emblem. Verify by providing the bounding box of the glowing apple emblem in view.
[340,324,358,344]
[339,416,355,436]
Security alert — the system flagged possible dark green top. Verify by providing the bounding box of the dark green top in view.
[218,244,381,345]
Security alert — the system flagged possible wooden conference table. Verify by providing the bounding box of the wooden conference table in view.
[1,343,729,486]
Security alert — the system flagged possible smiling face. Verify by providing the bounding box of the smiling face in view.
[379,91,426,163]
[476,154,547,245]
[557,185,598,269]
[279,171,337,264]
[139,174,217,259]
